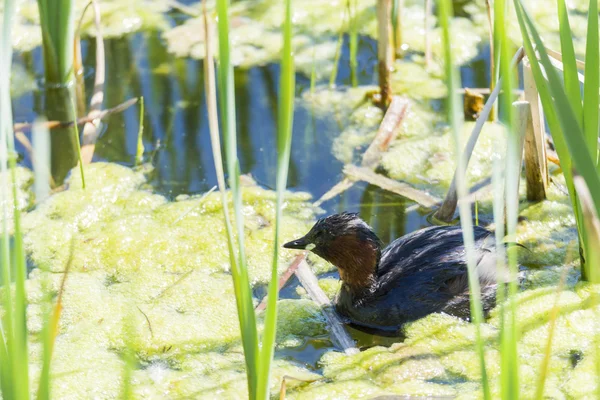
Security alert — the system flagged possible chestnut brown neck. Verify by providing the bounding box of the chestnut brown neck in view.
[318,234,380,292]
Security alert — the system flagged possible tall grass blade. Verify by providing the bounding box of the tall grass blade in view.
[575,176,600,282]
[135,97,145,166]
[491,0,505,120]
[35,119,53,399]
[514,1,600,217]
[120,311,136,400]
[38,241,73,400]
[492,150,507,396]
[257,0,295,397]
[2,0,30,396]
[495,1,520,397]
[0,0,17,397]
[557,0,583,124]
[36,0,75,85]
[438,1,490,398]
[572,175,600,397]
[583,0,599,162]
[513,0,589,280]
[209,0,259,396]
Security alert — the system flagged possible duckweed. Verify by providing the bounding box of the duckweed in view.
[23,162,332,283]
[163,0,483,75]
[18,162,334,396]
[4,0,170,51]
[0,165,34,232]
[14,132,600,399]
[286,283,600,399]
[381,121,505,197]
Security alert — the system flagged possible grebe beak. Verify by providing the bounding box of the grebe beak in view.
[283,236,311,250]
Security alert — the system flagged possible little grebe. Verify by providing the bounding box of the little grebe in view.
[284,212,500,336]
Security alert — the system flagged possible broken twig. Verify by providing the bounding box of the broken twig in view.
[295,259,359,355]
[344,165,441,208]
[314,96,409,207]
[362,97,410,169]
[80,0,106,164]
[14,98,139,133]
[255,254,306,312]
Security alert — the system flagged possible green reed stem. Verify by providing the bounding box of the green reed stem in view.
[135,96,145,166]
[214,0,259,397]
[495,0,520,397]
[0,0,16,392]
[120,311,136,400]
[36,0,75,85]
[583,0,599,166]
[348,0,358,87]
[515,1,600,224]
[2,0,29,397]
[329,5,348,88]
[534,251,571,400]
[257,0,295,398]
[557,0,583,125]
[513,0,598,283]
[438,1,490,398]
[70,99,85,188]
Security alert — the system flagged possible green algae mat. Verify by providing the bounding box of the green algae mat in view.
[4,161,597,399]
[6,0,600,397]
[20,163,327,398]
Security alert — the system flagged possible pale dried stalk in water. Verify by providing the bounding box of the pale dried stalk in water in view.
[377,0,393,107]
[314,96,409,207]
[76,0,106,164]
[434,47,525,222]
[522,62,548,201]
[13,98,138,133]
[294,259,359,355]
[344,165,441,208]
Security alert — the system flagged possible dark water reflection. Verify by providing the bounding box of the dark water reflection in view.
[12,28,465,241]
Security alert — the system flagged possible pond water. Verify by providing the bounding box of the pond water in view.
[8,0,599,398]
[13,27,493,236]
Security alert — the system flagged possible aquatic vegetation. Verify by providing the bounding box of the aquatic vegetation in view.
[9,64,37,98]
[23,163,325,284]
[15,162,331,396]
[381,121,505,197]
[515,0,600,283]
[300,85,442,164]
[0,166,33,231]
[163,0,484,77]
[390,60,447,99]
[517,188,579,267]
[1,0,33,396]
[25,269,322,398]
[2,0,169,51]
[5,0,600,397]
[283,281,600,398]
[467,0,591,58]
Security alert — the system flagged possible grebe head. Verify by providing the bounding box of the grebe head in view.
[284,212,383,289]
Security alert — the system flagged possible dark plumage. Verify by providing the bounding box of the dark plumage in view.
[283,212,502,336]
